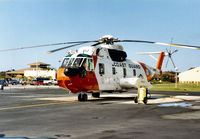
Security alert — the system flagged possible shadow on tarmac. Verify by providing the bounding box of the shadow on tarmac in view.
[87,96,136,102]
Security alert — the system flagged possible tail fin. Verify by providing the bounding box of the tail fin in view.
[156,52,165,70]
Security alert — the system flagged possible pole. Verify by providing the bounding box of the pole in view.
[175,71,178,88]
[36,55,38,78]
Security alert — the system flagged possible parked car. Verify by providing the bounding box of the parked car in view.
[0,80,8,86]
[9,80,20,85]
[52,79,58,85]
[31,77,50,85]
[20,80,33,85]
[43,79,58,85]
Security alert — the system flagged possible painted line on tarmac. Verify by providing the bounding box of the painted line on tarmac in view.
[152,93,189,96]
[0,101,78,111]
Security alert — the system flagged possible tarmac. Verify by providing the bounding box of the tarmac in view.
[0,85,200,139]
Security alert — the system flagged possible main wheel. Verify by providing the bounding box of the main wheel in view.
[82,93,88,101]
[143,97,148,104]
[92,92,100,98]
[134,97,138,103]
[78,93,83,101]
[78,93,88,101]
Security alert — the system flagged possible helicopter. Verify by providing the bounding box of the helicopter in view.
[1,35,200,102]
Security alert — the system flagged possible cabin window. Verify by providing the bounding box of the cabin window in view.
[87,59,94,71]
[108,49,127,62]
[99,63,105,75]
[146,69,151,76]
[112,67,116,75]
[133,69,136,76]
[123,68,127,78]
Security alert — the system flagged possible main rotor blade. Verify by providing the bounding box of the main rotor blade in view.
[91,42,102,46]
[46,42,89,54]
[0,40,98,52]
[118,40,200,50]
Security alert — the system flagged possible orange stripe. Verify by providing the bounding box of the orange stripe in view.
[156,52,165,70]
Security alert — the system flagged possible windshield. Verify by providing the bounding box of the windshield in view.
[73,58,84,67]
[61,57,94,70]
[61,58,85,68]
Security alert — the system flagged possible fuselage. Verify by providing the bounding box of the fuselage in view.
[57,44,161,93]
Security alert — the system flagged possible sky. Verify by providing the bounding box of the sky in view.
[0,0,200,72]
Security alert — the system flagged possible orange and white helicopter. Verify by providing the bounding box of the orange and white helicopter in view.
[1,35,200,102]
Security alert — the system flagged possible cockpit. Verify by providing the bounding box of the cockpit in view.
[61,54,94,71]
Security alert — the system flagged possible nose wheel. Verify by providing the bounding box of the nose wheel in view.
[78,93,88,101]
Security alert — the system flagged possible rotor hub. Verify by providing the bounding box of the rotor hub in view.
[99,35,118,44]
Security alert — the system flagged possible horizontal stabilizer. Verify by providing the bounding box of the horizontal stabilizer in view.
[137,52,165,55]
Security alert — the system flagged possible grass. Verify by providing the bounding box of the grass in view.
[150,82,200,92]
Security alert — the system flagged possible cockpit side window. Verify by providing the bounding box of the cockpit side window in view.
[61,58,70,67]
[87,59,94,71]
[82,58,87,69]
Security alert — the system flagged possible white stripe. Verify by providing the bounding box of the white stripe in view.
[155,42,170,46]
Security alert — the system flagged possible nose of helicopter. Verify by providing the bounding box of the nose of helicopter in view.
[57,67,85,93]
[57,68,69,89]
[57,67,99,93]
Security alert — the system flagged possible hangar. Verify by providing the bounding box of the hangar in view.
[179,67,200,84]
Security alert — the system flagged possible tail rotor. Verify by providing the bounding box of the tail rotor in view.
[165,41,179,71]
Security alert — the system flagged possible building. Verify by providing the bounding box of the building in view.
[6,69,25,79]
[179,67,200,84]
[6,62,56,79]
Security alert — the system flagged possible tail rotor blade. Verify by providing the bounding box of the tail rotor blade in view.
[165,57,170,68]
[170,57,178,71]
[166,48,169,53]
[171,49,178,54]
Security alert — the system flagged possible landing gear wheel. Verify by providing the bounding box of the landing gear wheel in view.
[78,93,83,101]
[82,93,88,101]
[134,97,138,103]
[143,97,148,104]
[78,93,88,101]
[92,92,100,98]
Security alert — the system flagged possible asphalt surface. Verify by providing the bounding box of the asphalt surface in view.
[0,85,200,139]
